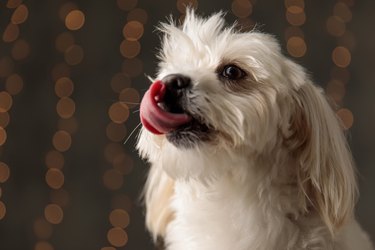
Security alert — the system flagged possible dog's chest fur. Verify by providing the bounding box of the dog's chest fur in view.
[162,163,329,250]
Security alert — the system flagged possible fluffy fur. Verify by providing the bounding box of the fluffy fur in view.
[137,10,373,250]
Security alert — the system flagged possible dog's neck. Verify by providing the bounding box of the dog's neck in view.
[162,145,332,250]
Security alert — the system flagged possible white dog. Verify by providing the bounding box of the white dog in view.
[137,10,373,250]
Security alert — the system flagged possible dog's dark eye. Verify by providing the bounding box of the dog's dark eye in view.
[221,65,245,80]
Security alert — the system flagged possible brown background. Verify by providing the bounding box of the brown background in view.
[0,0,374,249]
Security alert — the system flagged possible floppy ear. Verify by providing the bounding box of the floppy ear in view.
[143,163,174,241]
[289,80,358,234]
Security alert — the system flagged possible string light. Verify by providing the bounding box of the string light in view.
[65,10,85,31]
[107,227,128,247]
[100,1,150,248]
[33,3,84,249]
[2,23,20,43]
[324,1,356,129]
[284,0,307,58]
[0,0,28,223]
[11,4,29,25]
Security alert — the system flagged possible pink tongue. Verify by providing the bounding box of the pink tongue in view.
[140,80,192,134]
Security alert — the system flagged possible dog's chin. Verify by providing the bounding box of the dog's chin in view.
[166,117,214,148]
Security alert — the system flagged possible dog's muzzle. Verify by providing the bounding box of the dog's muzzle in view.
[140,74,193,134]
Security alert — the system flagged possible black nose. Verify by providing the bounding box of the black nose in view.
[160,74,191,114]
[162,74,191,91]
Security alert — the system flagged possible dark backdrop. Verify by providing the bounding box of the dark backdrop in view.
[0,0,374,249]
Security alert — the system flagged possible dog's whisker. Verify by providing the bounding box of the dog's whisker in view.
[124,122,142,145]
[119,101,140,106]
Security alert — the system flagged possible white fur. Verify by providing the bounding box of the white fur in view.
[137,10,373,250]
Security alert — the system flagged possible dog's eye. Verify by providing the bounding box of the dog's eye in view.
[221,65,245,80]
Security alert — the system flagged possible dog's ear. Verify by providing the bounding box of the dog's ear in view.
[289,79,357,234]
[143,163,174,241]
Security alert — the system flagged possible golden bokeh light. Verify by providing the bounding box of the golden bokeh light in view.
[120,40,141,59]
[0,128,7,146]
[336,108,354,129]
[117,0,138,11]
[113,153,133,176]
[334,2,352,23]
[326,16,346,37]
[64,45,84,65]
[56,97,76,119]
[332,46,351,68]
[45,150,64,169]
[0,162,10,183]
[104,143,124,163]
[35,241,54,250]
[0,91,13,112]
[287,36,307,58]
[106,122,127,143]
[176,0,198,14]
[5,74,24,95]
[103,169,124,190]
[2,23,19,43]
[286,6,306,26]
[326,79,346,104]
[109,209,130,228]
[52,130,72,152]
[284,0,305,9]
[110,73,131,93]
[108,102,129,124]
[45,168,65,189]
[65,10,85,31]
[107,227,128,247]
[231,0,253,18]
[123,21,144,41]
[33,218,53,239]
[0,112,10,128]
[284,26,304,40]
[122,58,143,78]
[111,194,132,211]
[6,0,23,9]
[119,88,140,108]
[51,63,71,81]
[0,201,6,220]
[44,204,64,225]
[11,39,30,60]
[11,4,29,24]
[50,189,70,207]
[127,8,148,24]
[55,32,75,53]
[55,77,74,98]
[58,117,79,134]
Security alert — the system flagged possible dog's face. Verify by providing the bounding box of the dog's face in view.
[140,12,298,153]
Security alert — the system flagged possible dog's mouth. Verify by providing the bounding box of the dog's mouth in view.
[140,81,212,147]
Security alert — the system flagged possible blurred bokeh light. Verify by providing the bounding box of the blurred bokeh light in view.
[0,0,374,249]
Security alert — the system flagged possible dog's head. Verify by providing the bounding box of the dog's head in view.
[139,11,291,154]
[137,10,357,236]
